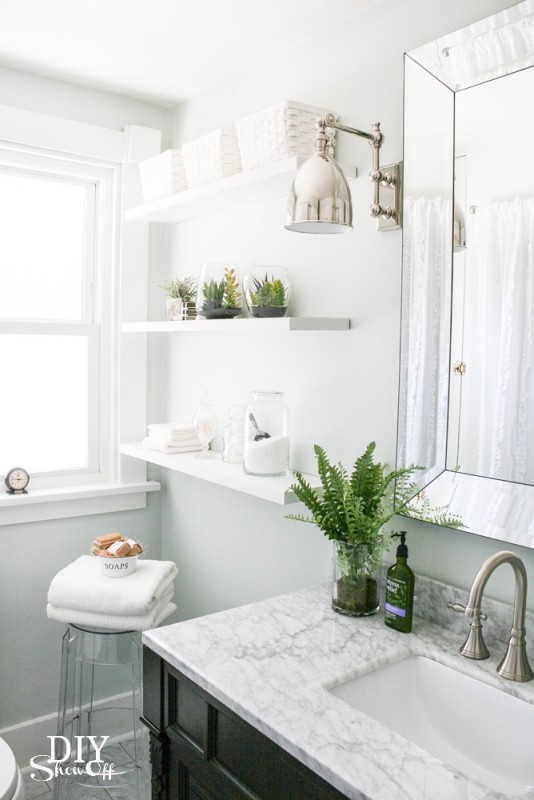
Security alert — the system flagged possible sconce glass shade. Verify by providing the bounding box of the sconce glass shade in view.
[285,152,353,234]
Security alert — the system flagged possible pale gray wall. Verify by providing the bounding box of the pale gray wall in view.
[0,72,166,733]
[0,63,168,132]
[0,495,162,728]
[155,0,534,624]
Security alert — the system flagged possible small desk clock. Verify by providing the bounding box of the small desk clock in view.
[5,467,30,494]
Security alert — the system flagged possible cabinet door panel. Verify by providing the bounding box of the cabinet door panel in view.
[168,672,208,752]
[215,707,340,800]
[187,772,218,800]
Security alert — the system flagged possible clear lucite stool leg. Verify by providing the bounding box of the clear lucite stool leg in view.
[53,625,145,800]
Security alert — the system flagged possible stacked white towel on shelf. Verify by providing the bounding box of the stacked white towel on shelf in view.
[142,422,202,453]
[47,555,178,631]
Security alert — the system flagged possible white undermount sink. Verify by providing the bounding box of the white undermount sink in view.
[330,655,534,796]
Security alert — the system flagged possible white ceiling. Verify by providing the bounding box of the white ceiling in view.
[0,0,379,107]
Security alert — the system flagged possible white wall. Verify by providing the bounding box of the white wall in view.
[0,71,167,741]
[152,0,534,622]
[0,64,169,134]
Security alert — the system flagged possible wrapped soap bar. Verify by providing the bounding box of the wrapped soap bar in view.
[107,539,133,557]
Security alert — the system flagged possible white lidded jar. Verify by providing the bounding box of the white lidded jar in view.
[243,391,289,476]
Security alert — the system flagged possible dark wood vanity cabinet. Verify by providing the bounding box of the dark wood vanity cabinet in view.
[143,647,350,800]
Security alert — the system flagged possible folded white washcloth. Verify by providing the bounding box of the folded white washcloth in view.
[142,437,202,454]
[147,432,201,447]
[147,423,196,438]
[46,598,177,632]
[47,555,178,616]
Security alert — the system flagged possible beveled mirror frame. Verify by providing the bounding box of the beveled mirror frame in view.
[396,1,534,549]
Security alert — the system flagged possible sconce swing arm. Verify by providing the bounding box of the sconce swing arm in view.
[320,113,400,225]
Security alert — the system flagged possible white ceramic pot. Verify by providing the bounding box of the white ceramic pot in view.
[97,555,138,578]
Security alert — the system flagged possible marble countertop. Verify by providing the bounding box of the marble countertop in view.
[143,583,534,800]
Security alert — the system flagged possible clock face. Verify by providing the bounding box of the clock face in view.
[5,467,30,492]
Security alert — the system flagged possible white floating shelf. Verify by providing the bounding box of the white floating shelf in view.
[120,443,318,505]
[121,317,350,333]
[125,157,356,224]
[125,156,306,223]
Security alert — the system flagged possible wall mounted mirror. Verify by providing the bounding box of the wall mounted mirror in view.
[397,0,534,548]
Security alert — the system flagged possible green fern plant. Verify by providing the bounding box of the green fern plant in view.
[287,442,422,615]
[287,442,464,615]
[398,479,465,529]
[287,442,420,556]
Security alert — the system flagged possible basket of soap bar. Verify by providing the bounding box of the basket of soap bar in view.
[138,149,188,202]
[181,128,242,187]
[235,100,335,171]
[92,532,143,578]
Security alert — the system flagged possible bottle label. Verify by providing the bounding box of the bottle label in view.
[385,577,408,618]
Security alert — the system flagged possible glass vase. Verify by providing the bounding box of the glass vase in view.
[222,405,245,464]
[192,392,218,459]
[243,266,292,318]
[332,542,382,617]
[196,263,242,320]
[243,391,289,476]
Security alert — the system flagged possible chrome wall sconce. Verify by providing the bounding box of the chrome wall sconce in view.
[285,113,402,234]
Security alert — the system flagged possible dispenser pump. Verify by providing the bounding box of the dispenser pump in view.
[395,532,408,558]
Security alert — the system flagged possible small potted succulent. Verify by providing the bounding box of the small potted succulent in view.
[244,266,291,318]
[161,275,197,320]
[196,265,242,319]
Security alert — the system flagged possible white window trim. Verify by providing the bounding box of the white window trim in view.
[0,107,161,523]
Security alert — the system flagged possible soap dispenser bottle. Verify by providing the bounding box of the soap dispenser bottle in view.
[384,532,415,633]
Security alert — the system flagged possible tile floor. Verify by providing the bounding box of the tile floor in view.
[23,737,151,800]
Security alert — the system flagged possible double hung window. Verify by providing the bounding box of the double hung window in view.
[0,147,116,488]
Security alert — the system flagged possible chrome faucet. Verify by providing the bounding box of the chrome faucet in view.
[449,550,533,682]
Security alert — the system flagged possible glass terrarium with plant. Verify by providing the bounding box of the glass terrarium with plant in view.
[244,266,291,318]
[196,264,242,319]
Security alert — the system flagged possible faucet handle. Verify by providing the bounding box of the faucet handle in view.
[447,602,487,620]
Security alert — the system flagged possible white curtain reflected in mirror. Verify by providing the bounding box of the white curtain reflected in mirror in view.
[398,197,451,479]
[455,199,534,484]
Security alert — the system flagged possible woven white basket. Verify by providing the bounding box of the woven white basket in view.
[139,149,188,202]
[235,100,335,171]
[182,128,242,188]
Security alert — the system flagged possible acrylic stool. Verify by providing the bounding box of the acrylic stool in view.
[53,624,146,799]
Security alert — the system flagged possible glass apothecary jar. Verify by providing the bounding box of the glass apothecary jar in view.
[196,263,242,320]
[243,266,291,318]
[243,391,289,476]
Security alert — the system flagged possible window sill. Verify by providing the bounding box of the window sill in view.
[0,480,160,525]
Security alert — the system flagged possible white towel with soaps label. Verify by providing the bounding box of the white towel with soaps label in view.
[47,555,178,616]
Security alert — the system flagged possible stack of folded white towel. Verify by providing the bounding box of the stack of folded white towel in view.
[142,422,202,454]
[47,556,178,631]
